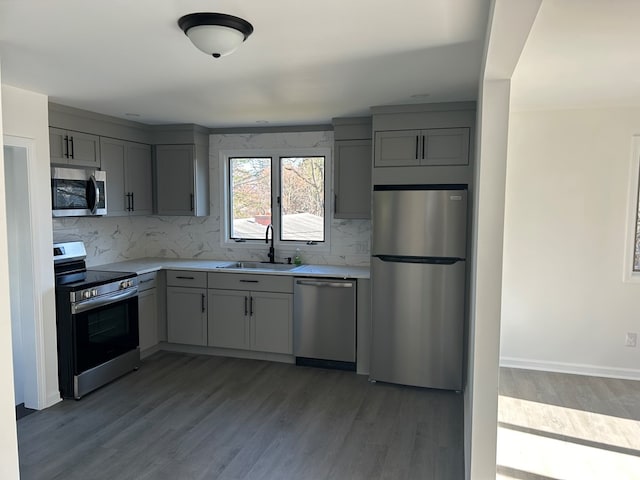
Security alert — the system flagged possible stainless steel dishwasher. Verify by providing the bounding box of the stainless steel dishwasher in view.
[293,278,356,370]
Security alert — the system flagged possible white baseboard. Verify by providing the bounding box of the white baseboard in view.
[500,356,640,381]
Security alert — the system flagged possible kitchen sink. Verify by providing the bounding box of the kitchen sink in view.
[217,261,299,272]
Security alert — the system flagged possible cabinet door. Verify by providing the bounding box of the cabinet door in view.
[208,289,249,350]
[138,288,158,352]
[374,130,421,167]
[126,143,153,215]
[422,128,470,166]
[334,139,371,219]
[67,131,100,168]
[251,292,292,354]
[100,138,128,216]
[49,127,68,164]
[155,145,195,215]
[167,287,207,346]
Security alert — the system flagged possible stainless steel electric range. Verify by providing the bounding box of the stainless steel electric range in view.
[54,241,139,399]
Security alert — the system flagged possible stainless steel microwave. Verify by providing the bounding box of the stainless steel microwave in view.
[51,167,107,217]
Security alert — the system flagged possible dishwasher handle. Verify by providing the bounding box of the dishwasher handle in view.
[295,280,353,288]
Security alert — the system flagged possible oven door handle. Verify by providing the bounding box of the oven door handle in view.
[71,287,138,314]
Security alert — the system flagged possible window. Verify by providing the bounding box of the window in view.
[625,136,640,281]
[224,149,330,248]
[280,156,325,242]
[229,157,271,240]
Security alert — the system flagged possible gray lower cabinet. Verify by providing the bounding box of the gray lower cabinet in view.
[207,289,247,350]
[49,127,101,167]
[374,128,470,167]
[166,270,208,346]
[207,289,293,354]
[137,272,158,352]
[100,138,152,216]
[207,272,293,355]
[250,291,293,354]
[334,139,371,219]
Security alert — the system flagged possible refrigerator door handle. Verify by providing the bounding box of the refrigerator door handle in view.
[373,254,464,265]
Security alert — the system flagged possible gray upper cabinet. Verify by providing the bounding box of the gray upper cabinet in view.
[155,144,209,216]
[333,117,372,219]
[100,138,152,216]
[49,127,101,167]
[374,128,470,167]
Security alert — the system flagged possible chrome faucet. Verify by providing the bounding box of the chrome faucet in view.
[265,224,275,263]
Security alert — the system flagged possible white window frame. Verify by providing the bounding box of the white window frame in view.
[623,135,640,282]
[220,148,332,254]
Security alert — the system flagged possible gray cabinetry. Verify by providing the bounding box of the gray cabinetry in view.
[49,127,100,167]
[333,117,372,219]
[100,138,152,216]
[374,128,470,167]
[137,271,158,354]
[371,102,476,186]
[166,270,207,346]
[207,273,293,355]
[207,289,248,350]
[155,141,209,217]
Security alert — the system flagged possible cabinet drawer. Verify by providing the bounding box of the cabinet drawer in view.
[167,270,207,288]
[208,272,293,293]
[137,272,158,292]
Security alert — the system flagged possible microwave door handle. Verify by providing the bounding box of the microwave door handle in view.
[87,175,99,214]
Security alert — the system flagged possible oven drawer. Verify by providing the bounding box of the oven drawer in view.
[167,270,207,288]
[137,272,157,292]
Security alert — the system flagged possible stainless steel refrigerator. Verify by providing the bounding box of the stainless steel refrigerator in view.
[370,185,467,390]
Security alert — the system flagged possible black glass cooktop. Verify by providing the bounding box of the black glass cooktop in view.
[56,270,136,290]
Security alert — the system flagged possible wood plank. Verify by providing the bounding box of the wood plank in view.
[18,352,464,480]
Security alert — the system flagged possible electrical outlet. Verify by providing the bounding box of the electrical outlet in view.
[625,332,637,347]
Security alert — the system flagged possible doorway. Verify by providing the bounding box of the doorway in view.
[3,137,39,412]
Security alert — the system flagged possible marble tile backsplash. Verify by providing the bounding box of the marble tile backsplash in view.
[52,131,371,268]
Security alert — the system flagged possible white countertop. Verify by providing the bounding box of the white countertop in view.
[92,258,370,279]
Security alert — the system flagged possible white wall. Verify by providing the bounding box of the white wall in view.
[0,65,22,480]
[465,1,541,478]
[2,84,60,407]
[501,107,640,379]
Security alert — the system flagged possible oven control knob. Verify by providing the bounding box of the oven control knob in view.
[128,279,134,287]
[120,280,129,289]
[83,290,91,299]
[92,289,98,297]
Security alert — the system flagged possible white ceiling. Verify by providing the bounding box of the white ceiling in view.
[512,0,640,111]
[0,0,490,128]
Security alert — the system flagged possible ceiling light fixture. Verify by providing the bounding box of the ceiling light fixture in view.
[178,12,254,59]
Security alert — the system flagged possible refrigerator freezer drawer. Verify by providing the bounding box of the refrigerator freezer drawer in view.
[372,188,467,258]
[370,257,465,390]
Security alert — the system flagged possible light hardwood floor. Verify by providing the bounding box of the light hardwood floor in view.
[18,352,464,480]
[497,367,640,480]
